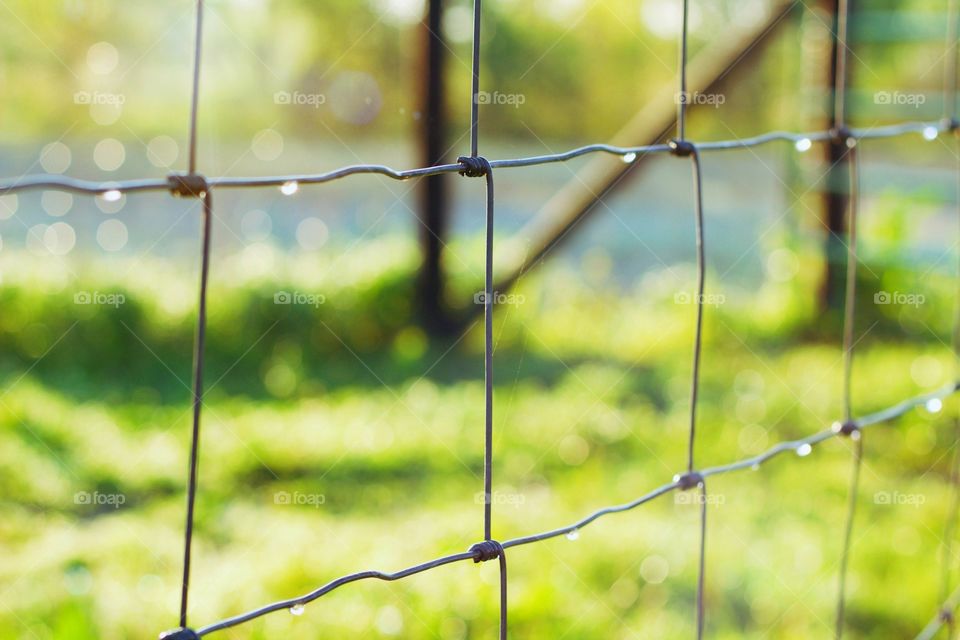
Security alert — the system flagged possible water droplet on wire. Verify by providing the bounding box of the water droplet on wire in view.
[281,180,299,196]
[622,152,637,163]
[926,398,943,413]
[794,138,812,152]
[290,603,305,616]
[566,529,580,541]
[796,443,812,457]
[101,189,122,202]
[922,126,939,141]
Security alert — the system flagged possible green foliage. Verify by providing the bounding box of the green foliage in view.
[0,240,956,638]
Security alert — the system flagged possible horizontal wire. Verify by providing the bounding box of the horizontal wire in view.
[0,120,947,197]
[188,382,959,637]
[702,382,959,478]
[916,582,960,640]
[196,551,476,635]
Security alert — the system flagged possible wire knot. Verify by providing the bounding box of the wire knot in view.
[668,138,696,157]
[830,126,855,147]
[833,420,859,437]
[158,628,199,640]
[168,173,209,198]
[458,155,491,178]
[676,471,704,491]
[469,539,504,563]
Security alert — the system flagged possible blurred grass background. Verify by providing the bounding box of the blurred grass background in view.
[1,0,960,638]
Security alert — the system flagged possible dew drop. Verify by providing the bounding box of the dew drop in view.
[796,443,812,457]
[281,180,299,196]
[101,189,122,202]
[622,152,637,164]
[566,529,580,541]
[794,138,812,152]
[926,398,944,414]
[290,603,305,616]
[923,126,939,141]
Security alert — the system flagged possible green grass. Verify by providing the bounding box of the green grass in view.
[0,242,957,639]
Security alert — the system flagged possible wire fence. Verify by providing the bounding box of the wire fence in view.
[3,0,960,638]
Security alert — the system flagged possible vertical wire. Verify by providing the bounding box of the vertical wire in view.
[179,192,212,627]
[467,2,504,636]
[695,480,707,639]
[687,149,705,475]
[483,168,506,640]
[832,1,858,629]
[179,0,208,627]
[677,0,691,140]
[674,1,705,631]
[470,0,482,157]
[834,143,862,640]
[835,431,863,639]
[682,147,708,640]
[483,166,495,543]
[188,0,205,175]
[497,550,508,640]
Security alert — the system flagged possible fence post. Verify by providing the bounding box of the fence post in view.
[820,0,855,313]
[416,0,455,336]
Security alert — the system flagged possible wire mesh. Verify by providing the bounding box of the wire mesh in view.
[2,0,960,638]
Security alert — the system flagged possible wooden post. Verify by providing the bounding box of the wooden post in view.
[820,0,854,313]
[416,0,455,335]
